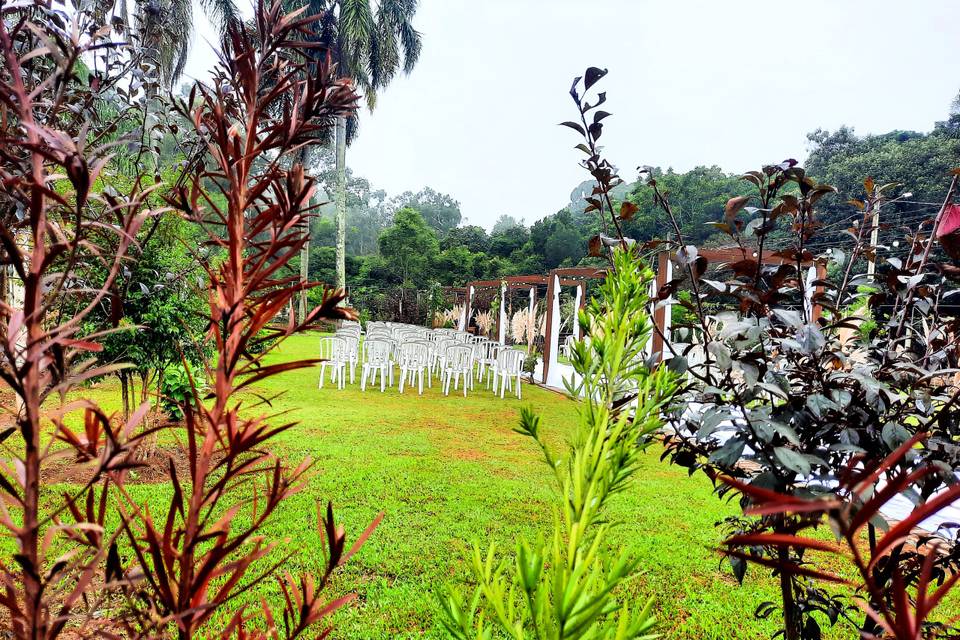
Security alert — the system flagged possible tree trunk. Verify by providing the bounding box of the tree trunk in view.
[334,115,347,292]
[779,542,799,640]
[294,148,311,324]
[119,372,130,420]
[300,235,310,323]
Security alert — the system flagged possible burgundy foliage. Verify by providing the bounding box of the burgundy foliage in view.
[0,1,380,638]
[116,3,382,638]
[0,3,151,637]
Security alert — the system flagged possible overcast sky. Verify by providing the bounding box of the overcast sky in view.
[184,0,960,230]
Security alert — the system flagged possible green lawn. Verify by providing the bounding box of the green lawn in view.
[38,332,861,638]
[215,333,788,638]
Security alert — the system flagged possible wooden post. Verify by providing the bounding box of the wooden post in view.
[460,285,474,331]
[542,272,560,386]
[651,250,670,361]
[572,282,584,340]
[498,282,507,343]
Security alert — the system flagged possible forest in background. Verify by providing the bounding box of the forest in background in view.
[314,92,960,296]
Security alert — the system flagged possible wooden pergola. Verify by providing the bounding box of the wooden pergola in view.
[460,269,608,387]
[457,247,826,389]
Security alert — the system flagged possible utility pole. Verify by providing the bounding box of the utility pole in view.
[867,201,881,278]
[867,191,911,278]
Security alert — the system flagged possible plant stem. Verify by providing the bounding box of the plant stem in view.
[778,545,799,640]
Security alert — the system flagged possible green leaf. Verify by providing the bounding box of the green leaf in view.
[774,447,811,476]
[805,394,836,419]
[710,438,745,467]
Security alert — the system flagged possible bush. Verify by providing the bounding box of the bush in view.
[160,363,201,421]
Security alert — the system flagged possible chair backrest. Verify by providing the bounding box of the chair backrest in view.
[319,336,347,361]
[497,348,524,374]
[412,338,434,354]
[445,345,472,371]
[469,341,486,361]
[399,342,428,368]
[338,334,359,357]
[483,341,503,361]
[435,338,456,358]
[363,339,391,365]
[468,335,486,345]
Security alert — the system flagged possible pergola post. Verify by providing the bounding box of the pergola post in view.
[572,282,584,340]
[459,284,473,331]
[498,282,507,343]
[650,250,672,361]
[528,286,536,320]
[542,272,562,387]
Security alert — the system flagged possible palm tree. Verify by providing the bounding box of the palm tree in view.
[108,0,240,88]
[305,0,423,290]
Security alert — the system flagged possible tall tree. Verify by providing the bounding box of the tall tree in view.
[306,0,423,290]
[392,186,462,235]
[103,0,239,88]
[378,207,438,288]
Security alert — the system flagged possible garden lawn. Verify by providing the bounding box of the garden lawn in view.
[40,332,906,639]
[211,332,787,639]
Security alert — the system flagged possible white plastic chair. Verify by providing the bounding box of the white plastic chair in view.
[398,342,429,395]
[493,348,524,399]
[360,339,392,392]
[480,342,503,387]
[433,338,456,379]
[413,340,436,387]
[318,336,348,390]
[442,345,473,397]
[468,340,487,388]
[336,334,360,383]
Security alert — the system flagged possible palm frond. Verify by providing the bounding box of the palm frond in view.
[338,0,374,45]
[198,0,241,30]
[368,15,399,90]
[398,18,421,74]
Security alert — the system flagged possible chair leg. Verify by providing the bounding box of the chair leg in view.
[399,369,405,393]
[516,373,521,400]
[319,363,326,389]
[418,370,423,395]
[360,366,367,391]
[380,366,386,392]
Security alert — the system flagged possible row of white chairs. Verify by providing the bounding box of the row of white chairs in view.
[317,321,525,398]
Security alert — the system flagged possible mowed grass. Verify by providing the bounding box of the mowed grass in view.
[33,332,884,638]
[209,332,786,638]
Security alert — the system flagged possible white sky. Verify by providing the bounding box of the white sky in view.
[184,0,960,230]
